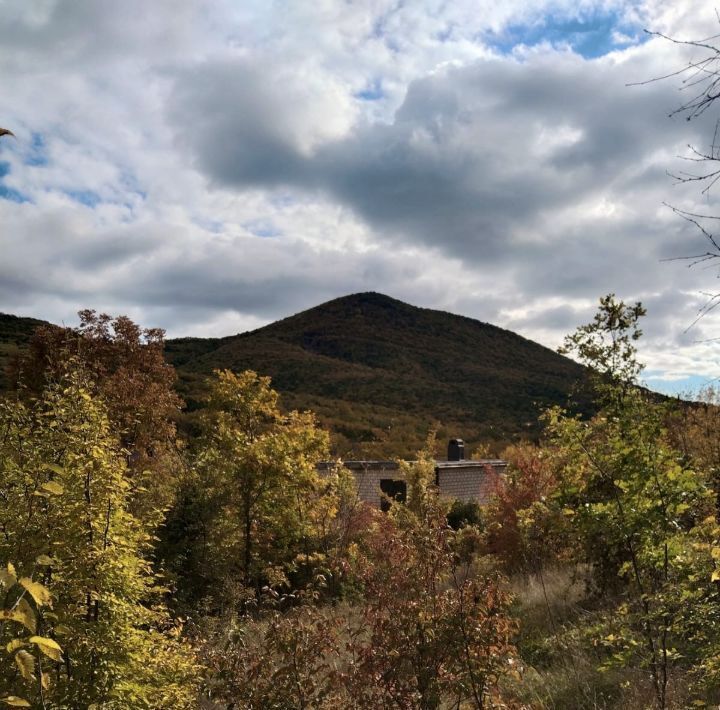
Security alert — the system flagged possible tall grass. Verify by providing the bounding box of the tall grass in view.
[502,565,696,709]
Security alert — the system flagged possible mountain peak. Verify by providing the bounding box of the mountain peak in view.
[165,292,591,457]
[306,291,411,316]
[331,291,399,305]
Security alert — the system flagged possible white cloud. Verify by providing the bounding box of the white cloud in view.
[1,0,719,389]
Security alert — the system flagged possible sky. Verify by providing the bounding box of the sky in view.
[1,0,720,395]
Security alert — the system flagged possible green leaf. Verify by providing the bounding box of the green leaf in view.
[15,598,37,633]
[0,606,35,633]
[29,636,62,662]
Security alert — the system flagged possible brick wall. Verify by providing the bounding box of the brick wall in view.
[353,464,401,508]
[436,462,505,504]
[319,459,506,508]
[318,461,402,509]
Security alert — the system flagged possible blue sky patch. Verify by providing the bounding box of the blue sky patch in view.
[355,79,384,102]
[486,8,645,59]
[65,189,102,207]
[644,373,719,397]
[0,161,30,202]
[243,219,281,238]
[24,132,48,167]
[194,216,224,233]
[120,169,147,201]
[0,184,30,203]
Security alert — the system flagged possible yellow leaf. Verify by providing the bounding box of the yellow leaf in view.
[0,605,35,633]
[14,650,34,681]
[0,564,17,588]
[15,598,37,633]
[29,636,62,662]
[41,481,64,496]
[712,570,720,583]
[35,555,54,567]
[3,697,31,707]
[19,578,52,608]
[6,639,25,653]
[43,463,65,475]
[41,672,50,690]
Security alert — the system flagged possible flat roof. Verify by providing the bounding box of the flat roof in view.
[437,459,506,469]
[317,459,506,470]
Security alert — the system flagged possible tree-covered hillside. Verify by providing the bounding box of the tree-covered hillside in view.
[2,293,593,456]
[165,292,593,456]
[0,313,48,391]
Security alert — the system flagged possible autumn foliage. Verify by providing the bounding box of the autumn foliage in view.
[200,486,517,709]
[5,300,720,708]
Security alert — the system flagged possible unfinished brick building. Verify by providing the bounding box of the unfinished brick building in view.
[318,439,506,509]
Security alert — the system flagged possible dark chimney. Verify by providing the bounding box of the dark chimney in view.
[448,438,464,461]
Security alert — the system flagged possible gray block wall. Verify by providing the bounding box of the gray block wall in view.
[318,459,506,508]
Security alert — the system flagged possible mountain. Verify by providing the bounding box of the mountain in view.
[1,294,592,457]
[164,292,592,457]
[0,313,49,391]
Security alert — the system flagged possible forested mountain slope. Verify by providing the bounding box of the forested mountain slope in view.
[0,312,48,390]
[2,293,592,456]
[164,292,592,456]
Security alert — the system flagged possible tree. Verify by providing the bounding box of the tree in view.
[200,451,518,710]
[546,295,720,708]
[185,369,335,606]
[0,364,198,708]
[346,498,517,709]
[0,565,58,708]
[483,442,566,575]
[558,293,646,393]
[636,22,720,321]
[10,311,184,520]
[667,384,720,516]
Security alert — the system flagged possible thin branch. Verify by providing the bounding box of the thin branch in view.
[664,203,720,253]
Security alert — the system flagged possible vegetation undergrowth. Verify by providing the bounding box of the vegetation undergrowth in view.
[3,295,720,708]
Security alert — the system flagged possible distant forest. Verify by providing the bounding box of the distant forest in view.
[2,292,595,459]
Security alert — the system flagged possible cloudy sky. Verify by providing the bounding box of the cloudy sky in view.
[2,0,720,393]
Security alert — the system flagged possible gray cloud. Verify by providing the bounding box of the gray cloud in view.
[169,60,309,189]
[168,48,711,292]
[2,0,720,389]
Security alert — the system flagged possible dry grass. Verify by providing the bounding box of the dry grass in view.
[501,565,661,709]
